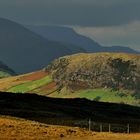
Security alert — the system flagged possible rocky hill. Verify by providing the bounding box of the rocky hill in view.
[46,53,140,92]
[0,53,140,106]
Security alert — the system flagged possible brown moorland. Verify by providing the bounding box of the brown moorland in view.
[0,116,140,140]
[19,71,48,81]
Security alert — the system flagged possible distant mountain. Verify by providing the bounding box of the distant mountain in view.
[0,18,85,74]
[27,25,102,52]
[0,61,15,78]
[27,25,139,54]
[102,46,139,54]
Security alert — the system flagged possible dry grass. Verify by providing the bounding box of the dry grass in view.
[0,70,51,92]
[19,70,48,81]
[0,116,139,140]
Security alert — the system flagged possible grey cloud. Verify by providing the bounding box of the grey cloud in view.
[0,0,140,26]
[74,21,140,51]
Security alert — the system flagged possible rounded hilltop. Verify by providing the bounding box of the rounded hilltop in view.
[46,52,140,91]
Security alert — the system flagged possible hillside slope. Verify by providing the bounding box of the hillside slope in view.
[0,92,140,125]
[0,53,140,106]
[0,61,15,78]
[0,18,85,74]
[46,53,140,91]
[27,25,139,54]
[0,116,97,139]
[45,52,140,105]
[0,116,140,140]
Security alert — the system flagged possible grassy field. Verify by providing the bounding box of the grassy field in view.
[0,69,139,106]
[7,75,52,93]
[49,88,138,106]
[78,89,136,105]
[0,115,139,140]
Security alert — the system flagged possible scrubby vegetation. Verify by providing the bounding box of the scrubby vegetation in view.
[1,116,140,140]
[46,53,140,91]
[0,92,140,126]
[0,91,140,136]
[45,53,140,105]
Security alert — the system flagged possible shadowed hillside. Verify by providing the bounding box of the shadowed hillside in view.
[0,92,140,126]
[0,18,85,74]
[0,61,15,79]
[27,25,140,54]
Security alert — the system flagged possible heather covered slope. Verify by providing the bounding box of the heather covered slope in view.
[45,52,140,105]
[0,53,140,106]
[0,93,140,138]
[0,92,140,125]
[46,53,140,92]
[0,18,85,74]
[0,72,138,105]
[0,71,54,93]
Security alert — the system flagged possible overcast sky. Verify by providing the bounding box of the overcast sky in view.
[0,0,140,50]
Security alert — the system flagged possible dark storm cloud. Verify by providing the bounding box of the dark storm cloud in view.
[0,0,140,26]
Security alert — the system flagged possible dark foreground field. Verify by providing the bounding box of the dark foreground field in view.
[0,92,140,133]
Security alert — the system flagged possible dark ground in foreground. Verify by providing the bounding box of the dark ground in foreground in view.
[0,92,140,133]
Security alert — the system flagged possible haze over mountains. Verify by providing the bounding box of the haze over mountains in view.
[0,17,139,74]
[28,25,139,54]
[0,18,84,74]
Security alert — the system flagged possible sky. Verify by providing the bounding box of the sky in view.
[0,0,140,51]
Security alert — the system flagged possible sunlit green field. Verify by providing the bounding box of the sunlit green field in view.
[0,70,139,106]
[78,89,136,105]
[50,88,138,106]
[7,76,52,93]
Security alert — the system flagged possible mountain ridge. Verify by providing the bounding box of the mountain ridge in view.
[27,25,140,54]
[0,18,85,74]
